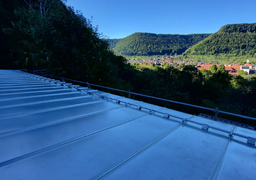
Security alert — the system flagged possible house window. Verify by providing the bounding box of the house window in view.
[242,66,249,69]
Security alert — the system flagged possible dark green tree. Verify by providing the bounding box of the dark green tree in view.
[221,78,256,116]
[209,65,217,73]
[238,70,248,76]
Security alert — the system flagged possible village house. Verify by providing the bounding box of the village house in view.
[224,65,240,76]
[196,62,255,76]
[240,63,256,74]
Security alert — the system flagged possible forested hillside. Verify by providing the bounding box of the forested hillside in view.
[109,33,210,56]
[184,23,256,56]
[0,0,133,87]
[1,1,255,121]
[108,39,120,49]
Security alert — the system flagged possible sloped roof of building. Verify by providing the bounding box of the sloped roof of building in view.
[231,65,241,71]
[0,70,255,180]
[225,66,233,71]
[225,65,242,72]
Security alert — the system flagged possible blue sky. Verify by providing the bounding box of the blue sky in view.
[66,0,256,39]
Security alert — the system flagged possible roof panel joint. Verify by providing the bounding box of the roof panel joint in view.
[164,113,169,118]
[247,137,256,146]
[202,124,209,131]
[136,106,142,110]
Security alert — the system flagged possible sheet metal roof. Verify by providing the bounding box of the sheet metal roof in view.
[0,70,255,180]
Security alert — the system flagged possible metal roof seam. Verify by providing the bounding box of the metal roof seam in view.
[0,105,125,138]
[0,110,157,168]
[0,86,58,92]
[0,95,91,110]
[0,100,104,120]
[0,84,56,89]
[209,126,237,180]
[0,91,79,102]
[0,89,72,96]
[90,123,183,180]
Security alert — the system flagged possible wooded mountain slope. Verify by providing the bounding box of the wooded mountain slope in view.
[109,33,210,56]
[184,23,256,56]
[108,39,120,49]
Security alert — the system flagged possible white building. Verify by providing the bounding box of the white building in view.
[240,63,256,74]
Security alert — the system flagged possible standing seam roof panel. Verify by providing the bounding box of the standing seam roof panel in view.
[0,70,255,180]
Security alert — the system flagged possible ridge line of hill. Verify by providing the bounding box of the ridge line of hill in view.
[108,32,211,56]
[108,23,256,58]
[184,23,256,56]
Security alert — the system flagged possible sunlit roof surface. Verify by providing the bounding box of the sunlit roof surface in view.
[0,70,255,180]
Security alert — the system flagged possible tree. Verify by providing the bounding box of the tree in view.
[238,70,248,76]
[209,65,217,73]
[1,0,68,69]
[200,68,207,74]
[252,74,256,80]
[217,64,226,72]
[180,65,203,105]
[200,68,211,79]
[231,75,245,88]
[220,79,256,116]
[203,69,232,101]
[0,0,22,69]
